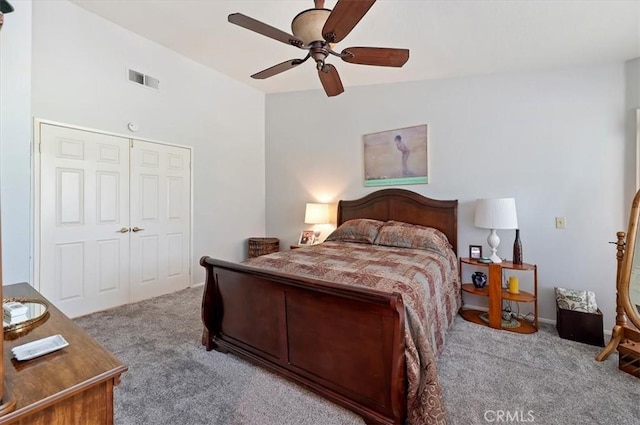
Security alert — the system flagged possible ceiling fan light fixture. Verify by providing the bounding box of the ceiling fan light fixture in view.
[291,8,331,46]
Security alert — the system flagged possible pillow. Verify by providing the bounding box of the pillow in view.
[555,287,599,313]
[325,219,385,244]
[374,220,452,255]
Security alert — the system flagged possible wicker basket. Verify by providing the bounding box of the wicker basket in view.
[248,237,279,258]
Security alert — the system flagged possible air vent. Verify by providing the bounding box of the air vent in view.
[144,75,160,90]
[127,68,160,90]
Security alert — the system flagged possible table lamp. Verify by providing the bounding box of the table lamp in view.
[304,203,329,225]
[474,198,518,263]
[304,203,330,244]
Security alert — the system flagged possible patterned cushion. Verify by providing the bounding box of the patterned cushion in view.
[374,220,452,255]
[555,287,599,313]
[325,219,385,244]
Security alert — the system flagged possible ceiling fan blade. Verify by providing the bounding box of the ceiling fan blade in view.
[341,47,410,67]
[228,13,303,47]
[318,64,344,97]
[322,0,376,43]
[251,59,303,80]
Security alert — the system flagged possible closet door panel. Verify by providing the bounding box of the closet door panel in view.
[129,141,191,302]
[39,124,130,318]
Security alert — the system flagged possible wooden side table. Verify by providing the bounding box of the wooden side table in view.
[290,244,321,249]
[459,258,538,334]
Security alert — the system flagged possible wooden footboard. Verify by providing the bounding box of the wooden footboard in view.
[200,256,407,425]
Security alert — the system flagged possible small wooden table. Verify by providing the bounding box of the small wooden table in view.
[459,258,538,334]
[0,283,127,424]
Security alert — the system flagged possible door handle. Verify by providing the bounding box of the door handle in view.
[132,227,145,232]
[117,227,130,233]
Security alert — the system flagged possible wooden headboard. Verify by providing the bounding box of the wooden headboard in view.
[337,189,459,254]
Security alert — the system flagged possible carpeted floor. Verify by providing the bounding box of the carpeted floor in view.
[74,286,640,425]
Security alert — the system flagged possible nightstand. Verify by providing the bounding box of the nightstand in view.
[459,257,538,334]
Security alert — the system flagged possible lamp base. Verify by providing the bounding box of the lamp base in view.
[488,253,502,263]
[487,229,502,263]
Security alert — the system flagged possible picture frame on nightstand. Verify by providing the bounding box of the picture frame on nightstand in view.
[469,245,482,259]
[298,230,316,246]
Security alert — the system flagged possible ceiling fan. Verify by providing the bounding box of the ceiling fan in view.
[228,0,409,97]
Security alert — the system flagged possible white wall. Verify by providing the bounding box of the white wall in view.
[265,63,629,328]
[626,58,640,197]
[27,0,266,285]
[0,1,32,284]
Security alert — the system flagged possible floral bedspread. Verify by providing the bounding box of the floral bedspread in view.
[245,241,461,424]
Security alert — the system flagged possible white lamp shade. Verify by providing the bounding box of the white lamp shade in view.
[474,198,518,230]
[304,203,330,224]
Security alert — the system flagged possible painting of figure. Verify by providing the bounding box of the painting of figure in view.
[363,125,428,187]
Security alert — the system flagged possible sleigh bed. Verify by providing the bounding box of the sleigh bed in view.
[200,189,460,424]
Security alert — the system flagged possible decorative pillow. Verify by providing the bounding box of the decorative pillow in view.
[555,287,599,313]
[325,219,385,244]
[374,220,452,255]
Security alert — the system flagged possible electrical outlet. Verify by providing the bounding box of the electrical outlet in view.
[555,217,566,229]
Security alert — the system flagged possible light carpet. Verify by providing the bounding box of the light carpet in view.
[74,286,640,425]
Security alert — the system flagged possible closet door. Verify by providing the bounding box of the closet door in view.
[39,124,131,317]
[129,140,191,302]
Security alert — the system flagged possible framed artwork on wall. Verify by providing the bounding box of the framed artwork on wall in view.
[363,124,428,187]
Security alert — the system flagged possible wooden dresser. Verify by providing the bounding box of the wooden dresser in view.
[0,283,126,424]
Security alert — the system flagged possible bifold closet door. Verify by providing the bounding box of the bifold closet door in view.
[39,124,131,318]
[39,125,192,317]
[129,140,191,303]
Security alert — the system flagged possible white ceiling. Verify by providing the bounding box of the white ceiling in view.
[70,0,640,94]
